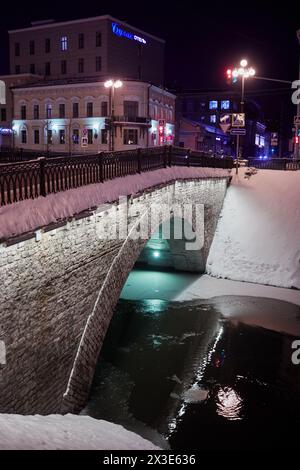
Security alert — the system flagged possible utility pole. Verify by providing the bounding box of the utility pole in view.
[104,80,123,152]
[236,74,245,174]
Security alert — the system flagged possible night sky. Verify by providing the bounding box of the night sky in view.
[0,0,299,128]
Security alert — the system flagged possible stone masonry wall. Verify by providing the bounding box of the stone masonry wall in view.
[0,177,229,414]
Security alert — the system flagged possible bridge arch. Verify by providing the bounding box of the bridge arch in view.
[61,204,205,413]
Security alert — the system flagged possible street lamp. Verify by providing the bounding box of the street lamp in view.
[104,79,123,151]
[230,59,256,173]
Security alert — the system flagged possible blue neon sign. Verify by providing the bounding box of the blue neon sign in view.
[112,22,147,45]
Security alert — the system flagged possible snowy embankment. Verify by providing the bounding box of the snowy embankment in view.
[207,169,300,289]
[0,166,229,240]
[0,414,159,450]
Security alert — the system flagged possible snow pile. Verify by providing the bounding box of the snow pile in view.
[0,166,229,240]
[207,169,300,289]
[0,414,160,450]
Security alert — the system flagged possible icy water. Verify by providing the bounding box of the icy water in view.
[85,297,300,450]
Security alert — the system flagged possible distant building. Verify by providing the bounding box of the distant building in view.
[8,16,165,86]
[176,90,269,158]
[0,74,42,148]
[1,16,175,153]
[12,79,175,153]
[178,118,231,156]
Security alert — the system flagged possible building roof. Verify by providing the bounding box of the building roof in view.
[180,117,226,136]
[8,15,165,44]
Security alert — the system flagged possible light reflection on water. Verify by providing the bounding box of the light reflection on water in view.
[85,296,300,450]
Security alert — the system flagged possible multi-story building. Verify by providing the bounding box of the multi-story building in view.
[0,74,42,148]
[12,79,175,153]
[177,90,269,158]
[8,16,165,85]
[1,16,175,152]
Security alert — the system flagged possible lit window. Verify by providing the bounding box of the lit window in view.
[61,36,68,51]
[221,100,230,110]
[255,134,260,146]
[210,115,217,123]
[72,129,79,144]
[209,100,218,109]
[59,129,66,145]
[123,129,138,145]
[47,129,53,145]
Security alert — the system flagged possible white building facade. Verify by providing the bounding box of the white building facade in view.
[12,79,176,153]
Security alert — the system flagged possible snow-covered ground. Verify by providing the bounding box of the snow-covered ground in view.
[175,274,300,306]
[0,414,160,450]
[0,166,229,240]
[207,169,300,289]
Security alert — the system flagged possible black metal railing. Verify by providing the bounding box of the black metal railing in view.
[248,158,300,171]
[0,146,233,206]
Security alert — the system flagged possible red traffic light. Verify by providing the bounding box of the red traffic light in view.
[226,69,232,78]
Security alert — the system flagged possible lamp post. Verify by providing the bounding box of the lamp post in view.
[104,79,123,151]
[230,59,256,174]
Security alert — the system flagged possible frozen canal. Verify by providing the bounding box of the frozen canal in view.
[84,269,300,450]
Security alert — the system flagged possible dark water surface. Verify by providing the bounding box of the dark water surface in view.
[85,298,300,450]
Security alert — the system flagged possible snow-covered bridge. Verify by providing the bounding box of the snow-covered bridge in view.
[0,167,230,414]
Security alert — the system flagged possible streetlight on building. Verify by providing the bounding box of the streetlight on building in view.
[104,79,123,151]
[228,59,256,173]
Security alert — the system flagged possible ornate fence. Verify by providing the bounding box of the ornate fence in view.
[0,146,233,206]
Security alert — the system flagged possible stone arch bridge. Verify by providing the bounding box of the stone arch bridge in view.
[0,176,229,414]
